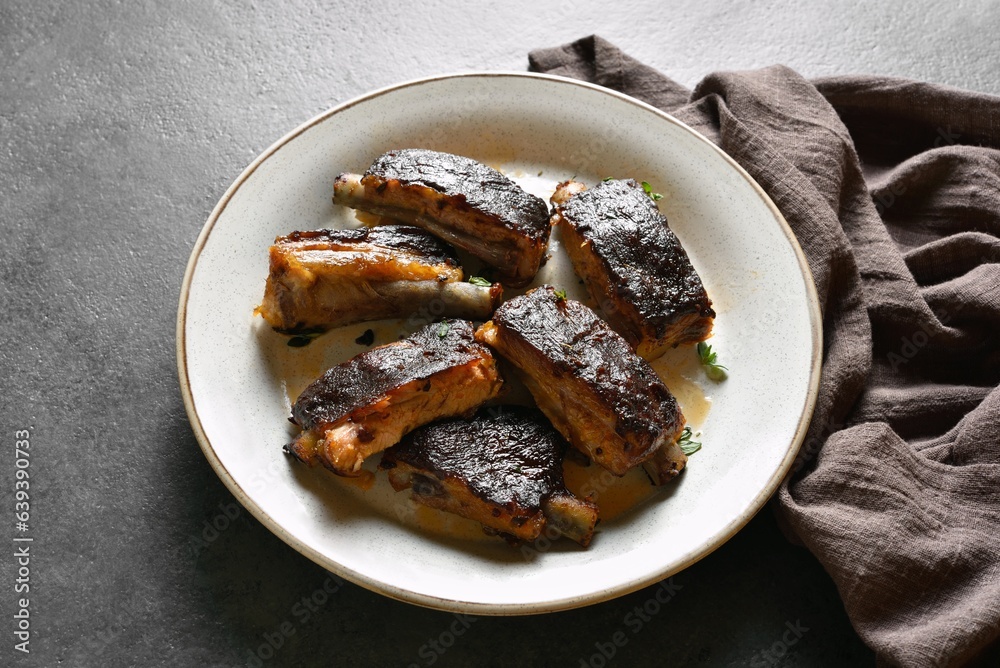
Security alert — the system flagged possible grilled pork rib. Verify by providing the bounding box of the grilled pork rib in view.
[286,320,502,476]
[475,287,686,477]
[380,408,599,546]
[257,226,500,333]
[642,438,688,486]
[552,179,715,360]
[332,149,551,287]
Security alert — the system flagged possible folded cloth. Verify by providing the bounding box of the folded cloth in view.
[530,35,1000,668]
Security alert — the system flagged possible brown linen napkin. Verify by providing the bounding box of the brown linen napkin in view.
[529,35,1000,668]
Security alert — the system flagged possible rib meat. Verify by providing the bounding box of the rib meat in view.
[552,179,715,360]
[286,320,502,476]
[257,225,501,334]
[642,438,688,486]
[475,286,685,477]
[333,149,551,287]
[380,408,599,546]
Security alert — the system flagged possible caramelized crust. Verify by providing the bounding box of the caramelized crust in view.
[333,149,551,287]
[286,320,503,476]
[552,179,715,359]
[380,408,598,545]
[258,225,499,333]
[476,287,685,476]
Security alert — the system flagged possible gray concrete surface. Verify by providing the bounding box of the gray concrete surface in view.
[2,1,998,666]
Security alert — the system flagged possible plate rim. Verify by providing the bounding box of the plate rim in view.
[176,70,823,615]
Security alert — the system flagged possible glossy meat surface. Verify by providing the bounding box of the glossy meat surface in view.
[258,225,499,333]
[552,179,715,359]
[286,320,502,475]
[475,286,685,476]
[332,149,551,286]
[381,407,598,545]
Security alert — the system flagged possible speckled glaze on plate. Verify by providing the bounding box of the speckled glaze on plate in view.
[177,73,821,615]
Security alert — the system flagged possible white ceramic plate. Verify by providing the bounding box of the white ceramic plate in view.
[177,73,821,614]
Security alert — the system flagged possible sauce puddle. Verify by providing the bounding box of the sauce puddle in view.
[410,505,496,542]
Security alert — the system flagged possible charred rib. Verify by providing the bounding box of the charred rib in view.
[552,179,715,359]
[258,226,500,333]
[286,320,502,476]
[380,408,599,546]
[333,149,551,287]
[475,286,685,477]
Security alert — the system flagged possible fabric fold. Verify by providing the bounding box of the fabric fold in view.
[530,35,1000,667]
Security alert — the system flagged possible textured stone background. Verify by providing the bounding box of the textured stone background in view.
[2,1,998,666]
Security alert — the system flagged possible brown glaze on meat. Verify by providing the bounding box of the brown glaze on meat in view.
[286,320,502,476]
[552,179,715,360]
[380,407,598,545]
[475,286,685,477]
[285,226,460,265]
[257,225,500,334]
[366,150,550,242]
[332,149,551,287]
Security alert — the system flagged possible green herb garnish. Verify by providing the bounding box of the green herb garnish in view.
[677,426,702,455]
[553,289,568,301]
[641,181,664,201]
[602,176,614,182]
[437,321,451,338]
[697,342,728,381]
[468,276,491,287]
